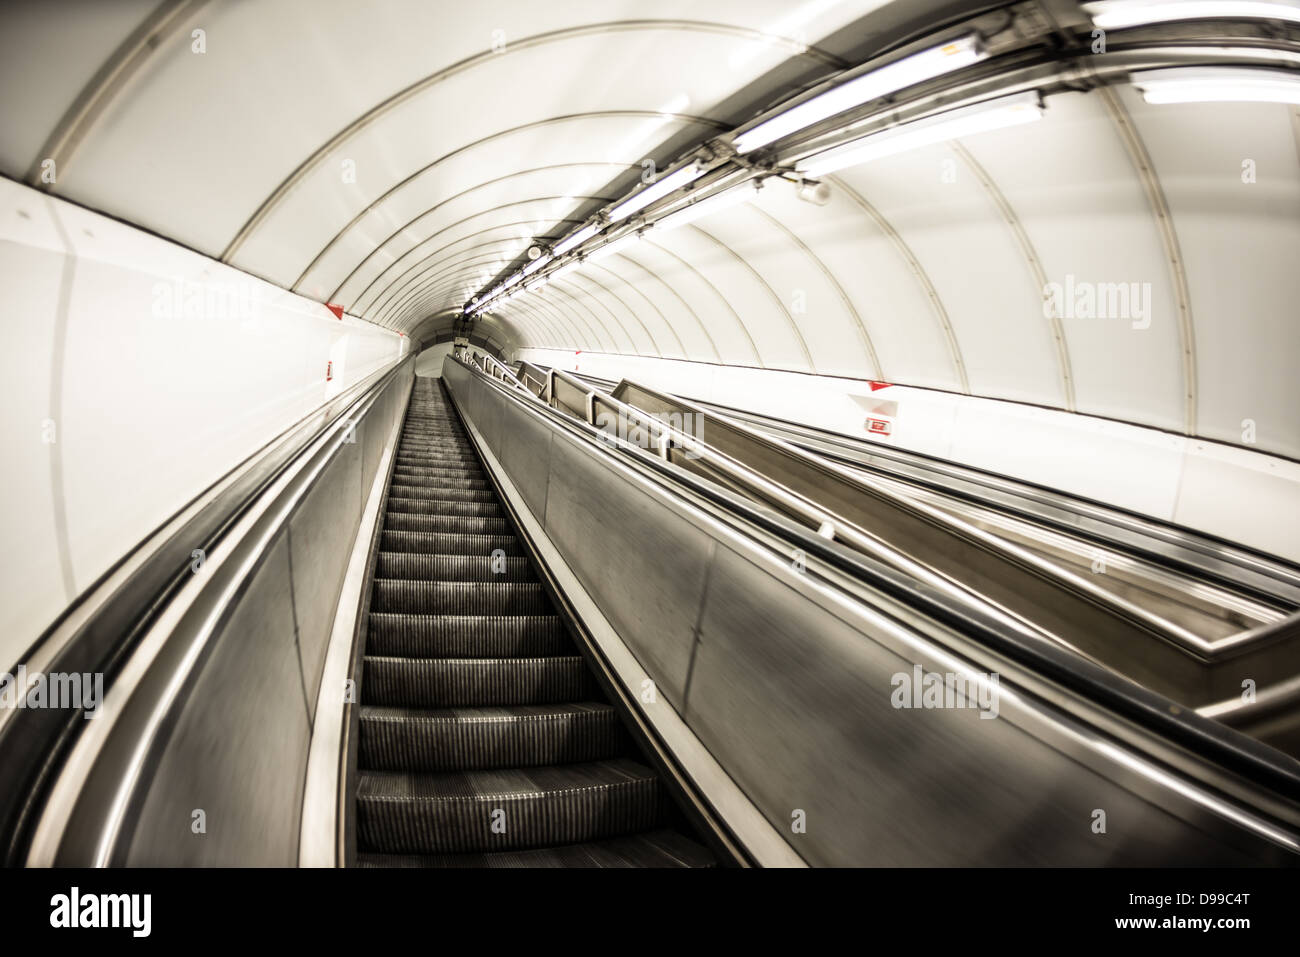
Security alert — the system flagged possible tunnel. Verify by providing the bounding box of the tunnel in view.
[1,0,1299,886]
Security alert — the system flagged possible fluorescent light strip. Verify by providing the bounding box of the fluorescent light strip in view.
[585,233,641,264]
[797,91,1043,178]
[654,184,759,232]
[550,261,581,282]
[609,165,704,221]
[523,254,551,276]
[1134,65,1300,103]
[1085,0,1300,28]
[553,223,600,255]
[733,34,986,154]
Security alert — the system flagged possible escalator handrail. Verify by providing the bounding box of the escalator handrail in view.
[15,354,414,865]
[451,355,1300,811]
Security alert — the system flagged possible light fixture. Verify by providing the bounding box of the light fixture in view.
[733,34,987,154]
[797,91,1044,178]
[526,244,545,260]
[523,254,551,276]
[585,232,641,264]
[550,260,581,282]
[1133,66,1300,103]
[1085,0,1300,29]
[608,164,705,221]
[553,223,600,255]
[654,182,761,231]
[794,179,832,205]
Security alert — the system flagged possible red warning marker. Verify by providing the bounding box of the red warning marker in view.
[325,302,344,320]
[868,380,891,391]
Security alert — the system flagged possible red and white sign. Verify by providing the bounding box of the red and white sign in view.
[866,417,892,435]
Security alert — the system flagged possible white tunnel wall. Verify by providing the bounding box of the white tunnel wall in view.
[518,347,1300,564]
[2,0,1297,558]
[0,180,405,673]
[495,88,1300,465]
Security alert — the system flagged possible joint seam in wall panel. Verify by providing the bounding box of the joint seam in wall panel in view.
[369,218,584,324]
[688,224,815,372]
[549,275,641,354]
[827,174,970,393]
[513,294,582,349]
[504,299,564,349]
[355,228,558,316]
[528,288,599,350]
[614,249,722,362]
[642,235,764,366]
[1098,86,1198,436]
[533,285,603,351]
[587,260,687,356]
[347,236,543,314]
[950,142,1076,411]
[221,19,841,261]
[327,162,633,301]
[365,194,597,321]
[563,270,664,357]
[749,205,881,380]
[543,278,624,352]
[25,0,208,187]
[43,195,79,601]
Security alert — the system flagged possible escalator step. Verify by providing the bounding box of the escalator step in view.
[384,513,510,535]
[388,476,489,492]
[362,655,595,707]
[355,759,665,854]
[386,484,495,502]
[358,702,627,771]
[371,579,548,614]
[375,552,532,581]
[356,829,716,868]
[392,465,486,480]
[384,497,501,518]
[379,530,524,556]
[366,613,569,658]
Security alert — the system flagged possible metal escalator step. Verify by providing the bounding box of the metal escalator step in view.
[388,476,488,491]
[393,456,481,469]
[371,580,549,615]
[385,485,495,503]
[398,440,473,449]
[354,759,666,854]
[355,829,716,868]
[397,442,473,451]
[383,497,501,517]
[392,464,485,480]
[358,702,627,771]
[375,552,531,581]
[379,530,523,556]
[362,655,595,707]
[384,513,510,534]
[366,614,569,658]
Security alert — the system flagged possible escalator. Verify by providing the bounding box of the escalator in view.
[352,377,715,866]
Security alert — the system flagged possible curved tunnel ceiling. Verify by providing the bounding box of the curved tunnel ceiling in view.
[2,0,1298,459]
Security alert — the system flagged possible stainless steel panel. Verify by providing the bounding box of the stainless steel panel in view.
[288,437,363,718]
[500,401,553,520]
[543,437,711,709]
[685,544,1266,866]
[447,359,1300,865]
[126,534,309,866]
